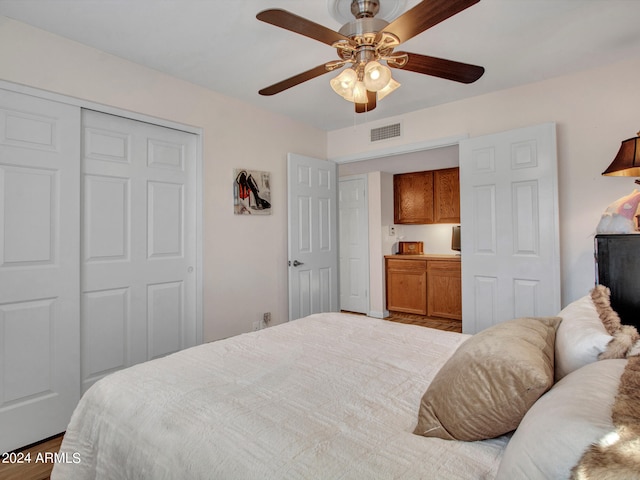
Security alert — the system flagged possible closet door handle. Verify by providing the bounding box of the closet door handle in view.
[292,260,304,267]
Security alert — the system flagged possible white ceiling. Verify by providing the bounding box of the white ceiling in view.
[1,0,639,131]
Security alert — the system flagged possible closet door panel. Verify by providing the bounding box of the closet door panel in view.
[84,174,129,261]
[2,166,56,264]
[81,110,197,393]
[0,89,80,452]
[81,288,129,384]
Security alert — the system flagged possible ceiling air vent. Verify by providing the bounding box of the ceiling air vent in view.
[370,123,401,142]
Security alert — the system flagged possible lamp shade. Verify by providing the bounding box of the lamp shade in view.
[603,132,640,176]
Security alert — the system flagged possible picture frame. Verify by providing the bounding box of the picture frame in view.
[233,168,272,215]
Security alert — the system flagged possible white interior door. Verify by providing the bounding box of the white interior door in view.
[0,90,80,451]
[81,110,198,392]
[459,122,560,334]
[339,175,369,314]
[287,153,339,320]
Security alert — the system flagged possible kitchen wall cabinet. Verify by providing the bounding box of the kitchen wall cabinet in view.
[394,171,434,224]
[433,168,461,223]
[393,167,460,224]
[385,255,461,320]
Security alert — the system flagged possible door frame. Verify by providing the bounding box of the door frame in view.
[330,135,468,321]
[0,79,204,344]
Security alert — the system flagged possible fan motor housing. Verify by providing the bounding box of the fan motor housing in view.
[339,17,389,39]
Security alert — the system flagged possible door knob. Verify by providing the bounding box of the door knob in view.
[292,260,304,267]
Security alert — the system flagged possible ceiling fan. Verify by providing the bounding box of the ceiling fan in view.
[257,0,485,113]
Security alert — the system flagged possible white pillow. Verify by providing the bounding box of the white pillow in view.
[495,359,626,480]
[554,295,612,380]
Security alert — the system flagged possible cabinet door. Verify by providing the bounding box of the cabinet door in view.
[386,259,427,314]
[394,171,434,224]
[434,167,460,223]
[427,261,462,320]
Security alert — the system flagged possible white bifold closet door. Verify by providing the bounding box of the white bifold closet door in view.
[81,110,198,393]
[0,94,198,453]
[0,89,81,452]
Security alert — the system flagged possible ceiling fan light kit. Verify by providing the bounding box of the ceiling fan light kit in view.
[257,0,485,114]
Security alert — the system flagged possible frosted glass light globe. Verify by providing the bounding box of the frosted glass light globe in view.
[363,61,392,92]
[330,68,358,101]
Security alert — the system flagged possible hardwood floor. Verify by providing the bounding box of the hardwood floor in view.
[341,309,463,333]
[0,434,63,480]
[386,311,462,332]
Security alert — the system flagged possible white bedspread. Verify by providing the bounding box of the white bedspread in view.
[52,313,509,479]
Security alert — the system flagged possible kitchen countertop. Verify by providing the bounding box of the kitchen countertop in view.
[384,254,461,261]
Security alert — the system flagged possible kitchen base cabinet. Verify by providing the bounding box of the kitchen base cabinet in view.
[385,255,461,320]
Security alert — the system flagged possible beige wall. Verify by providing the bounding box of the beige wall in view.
[2,14,639,332]
[0,16,327,341]
[328,57,640,306]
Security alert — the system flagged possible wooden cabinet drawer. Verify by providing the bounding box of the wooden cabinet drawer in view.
[386,258,427,272]
[427,260,461,273]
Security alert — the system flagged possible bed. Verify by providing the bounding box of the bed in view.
[52,313,507,479]
[52,289,640,480]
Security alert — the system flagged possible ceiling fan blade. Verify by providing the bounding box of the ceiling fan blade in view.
[381,0,480,44]
[259,64,333,96]
[355,91,377,113]
[390,52,484,84]
[257,9,352,46]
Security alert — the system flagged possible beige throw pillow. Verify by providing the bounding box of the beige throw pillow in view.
[414,316,561,441]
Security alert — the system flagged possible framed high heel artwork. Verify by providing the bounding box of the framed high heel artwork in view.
[234,168,272,215]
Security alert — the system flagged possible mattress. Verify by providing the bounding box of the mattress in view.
[52,313,509,479]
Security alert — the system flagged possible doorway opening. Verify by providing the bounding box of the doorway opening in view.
[337,144,461,320]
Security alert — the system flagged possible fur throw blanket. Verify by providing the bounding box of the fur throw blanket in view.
[571,355,640,479]
[591,286,640,359]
